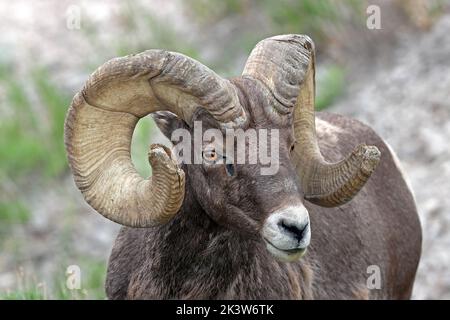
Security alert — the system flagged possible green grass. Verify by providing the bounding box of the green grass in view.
[188,1,362,52]
[0,65,42,179]
[115,1,200,59]
[0,268,47,300]
[0,200,30,224]
[0,63,71,233]
[0,259,107,300]
[31,68,70,177]
[316,64,345,110]
[0,286,47,300]
[0,121,47,179]
[131,116,155,178]
[53,259,107,300]
[0,64,70,181]
[262,0,341,40]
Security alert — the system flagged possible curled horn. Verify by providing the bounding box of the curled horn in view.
[243,35,380,207]
[64,50,246,227]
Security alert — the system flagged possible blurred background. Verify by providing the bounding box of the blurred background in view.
[0,0,449,299]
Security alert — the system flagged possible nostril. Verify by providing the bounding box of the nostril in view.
[279,220,308,242]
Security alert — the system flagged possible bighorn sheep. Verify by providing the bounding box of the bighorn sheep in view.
[64,35,421,299]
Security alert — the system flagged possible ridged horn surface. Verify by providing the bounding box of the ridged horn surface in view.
[65,50,246,227]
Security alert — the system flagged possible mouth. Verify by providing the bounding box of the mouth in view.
[263,238,307,262]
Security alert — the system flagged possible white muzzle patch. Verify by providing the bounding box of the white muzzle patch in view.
[262,205,311,262]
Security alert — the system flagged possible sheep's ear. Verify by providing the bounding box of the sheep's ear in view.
[152,111,189,140]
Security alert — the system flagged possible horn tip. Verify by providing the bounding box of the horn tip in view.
[358,144,381,173]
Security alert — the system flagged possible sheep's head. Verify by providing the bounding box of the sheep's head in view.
[64,35,380,262]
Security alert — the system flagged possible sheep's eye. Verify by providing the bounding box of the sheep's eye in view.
[290,144,295,152]
[225,163,235,176]
[203,149,218,162]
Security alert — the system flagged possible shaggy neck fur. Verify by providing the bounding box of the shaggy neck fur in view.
[140,173,314,299]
